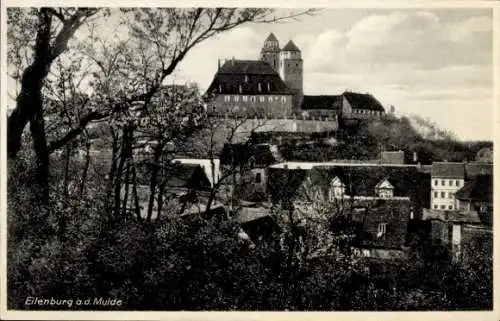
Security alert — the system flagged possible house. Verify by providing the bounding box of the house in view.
[422,208,483,263]
[455,174,493,226]
[205,33,385,119]
[430,162,465,211]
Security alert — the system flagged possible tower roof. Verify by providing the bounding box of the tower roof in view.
[265,33,278,42]
[282,40,301,52]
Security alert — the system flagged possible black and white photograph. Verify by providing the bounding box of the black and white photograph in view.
[1,1,497,319]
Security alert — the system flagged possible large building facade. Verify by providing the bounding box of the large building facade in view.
[206,33,386,119]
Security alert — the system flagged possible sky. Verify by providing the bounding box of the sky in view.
[166,8,494,141]
[6,7,494,141]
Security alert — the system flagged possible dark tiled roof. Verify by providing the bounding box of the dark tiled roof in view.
[206,60,294,95]
[455,175,492,202]
[218,59,276,75]
[465,162,493,179]
[431,162,465,178]
[380,151,405,165]
[342,91,385,111]
[301,95,342,110]
[309,166,421,198]
[265,33,278,42]
[233,206,271,223]
[282,40,301,52]
[166,163,211,191]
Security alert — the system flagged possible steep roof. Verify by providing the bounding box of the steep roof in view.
[282,40,301,52]
[265,33,278,42]
[301,95,342,110]
[166,163,212,191]
[342,91,385,111]
[455,175,493,202]
[309,166,420,198]
[431,162,465,178]
[206,59,294,95]
[465,162,493,179]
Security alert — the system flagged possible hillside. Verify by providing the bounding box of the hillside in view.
[279,115,492,164]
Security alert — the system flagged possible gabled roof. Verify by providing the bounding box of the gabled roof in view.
[219,143,283,167]
[431,162,465,178]
[301,95,342,110]
[309,166,419,198]
[342,91,385,111]
[465,162,493,179]
[206,60,294,95]
[282,40,301,52]
[455,175,492,202]
[166,163,212,191]
[375,179,394,190]
[265,33,278,42]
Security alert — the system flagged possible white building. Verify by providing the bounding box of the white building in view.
[430,162,465,211]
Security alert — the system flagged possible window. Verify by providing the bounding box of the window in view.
[212,106,216,112]
[281,96,287,103]
[242,96,248,102]
[441,180,445,186]
[255,172,262,184]
[434,205,438,209]
[434,180,438,186]
[456,180,460,186]
[449,180,453,186]
[234,95,239,102]
[250,96,256,103]
[224,95,230,102]
[259,96,265,103]
[434,191,438,198]
[268,96,273,102]
[448,205,453,210]
[377,223,387,237]
[441,205,446,209]
[449,192,454,199]
[441,192,445,198]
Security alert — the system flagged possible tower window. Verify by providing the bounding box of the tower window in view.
[224,96,230,102]
[268,96,273,102]
[255,172,262,184]
[281,96,287,103]
[259,96,265,103]
[242,96,248,102]
[250,96,256,103]
[234,95,239,102]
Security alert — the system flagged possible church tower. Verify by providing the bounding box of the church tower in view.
[279,40,303,109]
[260,33,280,72]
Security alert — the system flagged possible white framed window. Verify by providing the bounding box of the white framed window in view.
[281,96,287,103]
[449,180,453,186]
[434,191,438,198]
[434,180,438,186]
[377,223,387,237]
[434,205,438,209]
[250,96,256,103]
[441,180,445,186]
[259,96,265,103]
[448,192,454,199]
[224,95,230,102]
[242,96,248,102]
[268,96,273,102]
[234,95,239,102]
[456,180,460,186]
[448,205,453,210]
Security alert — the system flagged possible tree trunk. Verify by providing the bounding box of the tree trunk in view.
[146,144,164,222]
[105,129,120,215]
[79,137,92,198]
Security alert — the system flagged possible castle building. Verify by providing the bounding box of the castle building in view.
[206,33,385,119]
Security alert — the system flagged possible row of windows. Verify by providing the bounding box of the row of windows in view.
[322,187,394,201]
[433,179,461,187]
[224,95,288,103]
[434,204,455,210]
[433,191,455,199]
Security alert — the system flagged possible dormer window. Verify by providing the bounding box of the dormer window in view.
[328,176,345,201]
[375,179,394,198]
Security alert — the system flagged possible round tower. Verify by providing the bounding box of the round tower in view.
[279,40,303,109]
[260,33,280,72]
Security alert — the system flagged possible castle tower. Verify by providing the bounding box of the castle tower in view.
[279,40,303,109]
[260,33,280,72]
